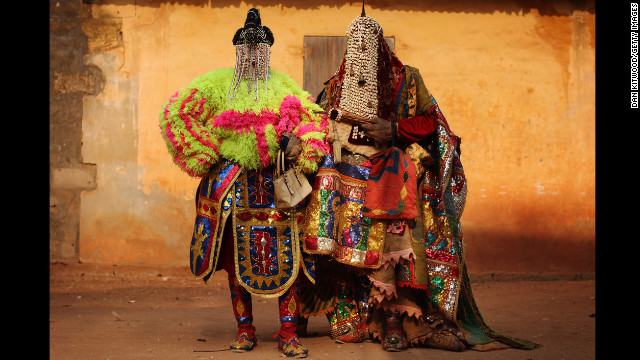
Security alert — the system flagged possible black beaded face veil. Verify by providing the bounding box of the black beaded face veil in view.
[229,8,274,102]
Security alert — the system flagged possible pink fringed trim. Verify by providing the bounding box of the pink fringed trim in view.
[163,121,184,154]
[172,152,215,178]
[302,138,330,154]
[213,109,279,133]
[254,122,270,167]
[275,95,303,136]
[302,154,320,163]
[172,154,197,177]
[213,109,280,168]
[319,112,329,128]
[179,89,220,154]
[294,121,323,136]
[191,97,206,118]
[279,97,330,168]
[165,90,328,173]
[163,91,179,120]
[381,248,415,270]
[161,90,220,175]
[171,153,187,168]
[162,93,183,152]
[284,96,323,137]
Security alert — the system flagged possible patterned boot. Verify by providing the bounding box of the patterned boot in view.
[423,314,466,351]
[228,276,257,352]
[327,279,362,343]
[425,330,466,352]
[382,310,408,352]
[276,280,308,358]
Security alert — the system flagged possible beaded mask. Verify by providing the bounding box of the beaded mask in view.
[229,8,274,102]
[338,14,383,120]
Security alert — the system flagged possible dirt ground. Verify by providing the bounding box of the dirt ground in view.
[49,263,595,360]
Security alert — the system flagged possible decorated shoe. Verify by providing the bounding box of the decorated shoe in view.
[425,330,466,352]
[382,328,408,352]
[357,321,373,342]
[278,334,308,358]
[333,323,362,344]
[229,331,257,352]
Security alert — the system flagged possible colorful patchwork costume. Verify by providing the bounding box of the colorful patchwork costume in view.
[300,9,539,353]
[159,9,328,358]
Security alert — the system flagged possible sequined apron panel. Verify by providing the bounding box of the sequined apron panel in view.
[232,166,303,297]
[302,155,386,269]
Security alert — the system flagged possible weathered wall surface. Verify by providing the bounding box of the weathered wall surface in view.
[50,0,595,278]
[50,0,100,261]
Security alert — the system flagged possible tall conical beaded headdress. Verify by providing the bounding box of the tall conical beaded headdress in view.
[339,4,383,120]
[228,8,274,102]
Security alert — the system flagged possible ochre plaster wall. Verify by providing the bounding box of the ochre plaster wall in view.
[76,0,595,278]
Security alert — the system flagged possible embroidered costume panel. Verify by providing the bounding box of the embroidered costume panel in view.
[190,160,242,279]
[233,167,302,297]
[303,155,386,269]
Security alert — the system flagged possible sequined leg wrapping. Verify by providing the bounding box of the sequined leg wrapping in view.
[356,274,373,341]
[277,280,308,358]
[228,275,257,352]
[327,279,362,343]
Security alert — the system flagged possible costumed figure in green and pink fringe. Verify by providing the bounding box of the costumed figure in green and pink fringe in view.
[158,8,328,358]
[298,6,540,354]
